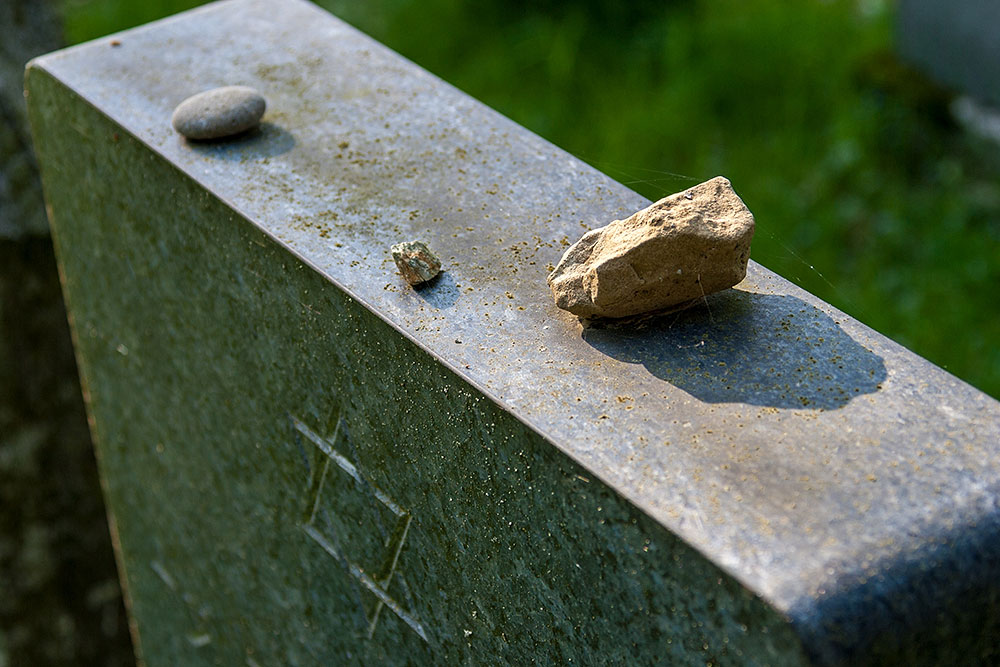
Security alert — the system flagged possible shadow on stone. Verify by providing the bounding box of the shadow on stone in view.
[788,508,1000,665]
[183,121,295,159]
[581,289,887,410]
[411,270,460,309]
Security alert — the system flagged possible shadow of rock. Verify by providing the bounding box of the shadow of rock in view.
[581,289,887,410]
[183,121,295,160]
[410,270,460,309]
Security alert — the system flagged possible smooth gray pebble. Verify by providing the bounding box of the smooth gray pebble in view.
[171,85,266,140]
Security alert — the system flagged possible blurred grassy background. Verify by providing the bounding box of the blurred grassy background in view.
[64,0,1000,398]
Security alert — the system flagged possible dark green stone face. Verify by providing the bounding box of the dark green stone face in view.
[25,1,1000,664]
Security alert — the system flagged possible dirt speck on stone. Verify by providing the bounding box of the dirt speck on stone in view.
[391,240,442,285]
[171,86,266,140]
[547,176,754,320]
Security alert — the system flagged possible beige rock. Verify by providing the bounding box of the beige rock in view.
[547,176,754,319]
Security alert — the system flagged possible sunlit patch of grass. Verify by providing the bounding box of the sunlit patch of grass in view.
[62,0,205,44]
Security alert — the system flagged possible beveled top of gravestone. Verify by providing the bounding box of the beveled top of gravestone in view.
[30,0,1000,657]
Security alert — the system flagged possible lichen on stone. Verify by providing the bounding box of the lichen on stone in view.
[391,240,442,285]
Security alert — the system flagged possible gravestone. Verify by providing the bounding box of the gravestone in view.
[898,0,1000,107]
[26,0,1000,664]
[1,1,134,664]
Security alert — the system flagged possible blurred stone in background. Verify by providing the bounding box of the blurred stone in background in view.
[0,0,135,664]
[898,0,1000,147]
[898,0,1000,109]
[1,0,55,239]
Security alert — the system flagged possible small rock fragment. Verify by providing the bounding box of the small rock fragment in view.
[391,241,442,285]
[171,86,266,140]
[547,176,754,319]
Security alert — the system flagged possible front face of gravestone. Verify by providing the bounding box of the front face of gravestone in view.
[27,67,805,665]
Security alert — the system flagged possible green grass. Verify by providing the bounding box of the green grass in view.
[63,0,1000,398]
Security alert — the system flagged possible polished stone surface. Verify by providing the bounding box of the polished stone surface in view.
[27,0,1000,663]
